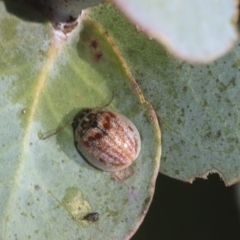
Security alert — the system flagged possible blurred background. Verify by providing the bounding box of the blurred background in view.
[132,173,240,240]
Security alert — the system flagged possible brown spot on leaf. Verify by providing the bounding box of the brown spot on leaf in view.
[94,51,103,62]
[216,130,221,138]
[83,212,99,222]
[90,40,98,50]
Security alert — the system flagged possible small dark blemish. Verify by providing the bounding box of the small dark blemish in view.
[216,130,221,138]
[90,40,98,50]
[83,212,99,222]
[94,51,103,62]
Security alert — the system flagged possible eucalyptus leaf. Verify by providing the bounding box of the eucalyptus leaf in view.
[0,1,160,239]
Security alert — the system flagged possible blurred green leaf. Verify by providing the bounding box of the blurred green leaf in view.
[87,3,240,185]
[113,0,238,63]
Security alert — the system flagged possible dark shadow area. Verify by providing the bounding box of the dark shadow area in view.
[54,108,83,163]
[3,0,81,34]
[133,173,240,240]
[3,0,46,23]
[3,0,102,24]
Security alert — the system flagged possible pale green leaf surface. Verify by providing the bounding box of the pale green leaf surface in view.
[0,1,160,239]
[87,3,240,185]
[113,0,238,63]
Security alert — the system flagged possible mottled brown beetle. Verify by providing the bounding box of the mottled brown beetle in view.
[39,95,141,171]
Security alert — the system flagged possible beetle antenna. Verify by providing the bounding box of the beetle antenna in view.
[38,120,74,140]
[100,91,114,109]
[39,92,114,140]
